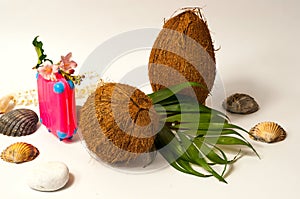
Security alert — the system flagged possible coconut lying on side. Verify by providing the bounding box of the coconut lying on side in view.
[79,83,158,166]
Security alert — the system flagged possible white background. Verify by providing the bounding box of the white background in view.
[0,0,300,198]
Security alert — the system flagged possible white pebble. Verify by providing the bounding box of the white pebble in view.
[27,161,69,192]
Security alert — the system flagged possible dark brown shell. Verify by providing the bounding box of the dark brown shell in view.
[1,142,39,163]
[222,93,259,114]
[79,83,158,166]
[149,9,216,104]
[0,108,39,137]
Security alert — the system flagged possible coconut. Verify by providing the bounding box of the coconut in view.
[79,83,158,166]
[148,8,216,104]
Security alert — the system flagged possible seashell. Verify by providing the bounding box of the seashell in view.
[0,94,16,114]
[222,93,259,114]
[0,108,39,137]
[1,142,39,163]
[249,122,286,143]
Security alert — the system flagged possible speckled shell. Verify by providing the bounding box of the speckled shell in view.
[0,108,39,137]
[222,93,259,114]
[1,142,39,163]
[249,122,286,143]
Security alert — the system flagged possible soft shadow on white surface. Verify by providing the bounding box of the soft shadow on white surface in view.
[60,173,75,191]
[1,0,300,199]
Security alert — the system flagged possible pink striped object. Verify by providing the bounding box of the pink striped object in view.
[37,73,77,141]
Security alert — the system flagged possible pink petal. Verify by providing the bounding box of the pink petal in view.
[65,52,72,59]
[37,64,58,81]
[50,73,57,81]
[52,64,59,73]
[69,60,77,68]
[61,52,72,63]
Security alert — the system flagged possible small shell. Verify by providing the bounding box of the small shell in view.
[222,93,259,114]
[249,122,286,143]
[1,142,39,163]
[0,94,16,114]
[0,108,39,137]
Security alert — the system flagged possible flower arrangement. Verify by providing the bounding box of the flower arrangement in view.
[32,36,83,84]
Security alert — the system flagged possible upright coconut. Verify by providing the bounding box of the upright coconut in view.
[79,83,158,166]
[149,8,216,104]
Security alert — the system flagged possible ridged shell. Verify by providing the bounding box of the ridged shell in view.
[223,93,259,114]
[249,122,286,143]
[1,142,39,163]
[0,108,39,136]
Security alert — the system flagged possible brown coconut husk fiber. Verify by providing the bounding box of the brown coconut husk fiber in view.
[79,83,158,166]
[149,8,216,104]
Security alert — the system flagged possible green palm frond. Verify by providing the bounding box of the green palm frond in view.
[148,82,259,183]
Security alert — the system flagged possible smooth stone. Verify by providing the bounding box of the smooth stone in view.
[27,161,69,192]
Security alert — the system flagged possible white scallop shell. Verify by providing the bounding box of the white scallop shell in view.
[249,122,286,143]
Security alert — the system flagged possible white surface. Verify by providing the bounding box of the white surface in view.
[1,0,300,199]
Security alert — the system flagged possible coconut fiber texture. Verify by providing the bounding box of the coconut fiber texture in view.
[149,9,216,104]
[79,83,158,166]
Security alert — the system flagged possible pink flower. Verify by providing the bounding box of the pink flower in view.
[59,52,77,73]
[38,62,58,81]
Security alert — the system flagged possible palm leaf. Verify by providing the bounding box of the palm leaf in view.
[149,82,259,182]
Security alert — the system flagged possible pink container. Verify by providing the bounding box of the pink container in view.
[37,73,77,141]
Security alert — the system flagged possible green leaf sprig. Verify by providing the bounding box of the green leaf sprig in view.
[32,36,84,85]
[148,82,259,183]
[59,69,85,85]
[32,36,53,69]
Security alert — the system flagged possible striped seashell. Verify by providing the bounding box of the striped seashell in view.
[249,122,286,143]
[1,142,39,163]
[0,108,39,137]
